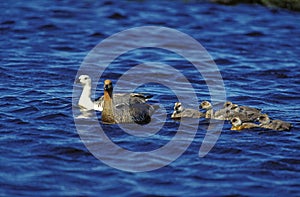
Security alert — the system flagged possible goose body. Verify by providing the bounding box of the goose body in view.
[200,101,231,120]
[230,117,259,131]
[102,79,157,124]
[258,114,292,131]
[171,102,204,119]
[226,104,261,122]
[238,105,262,121]
[199,101,214,119]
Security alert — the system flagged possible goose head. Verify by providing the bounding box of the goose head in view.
[104,79,113,91]
[231,117,242,127]
[230,104,240,112]
[77,75,91,86]
[174,102,184,113]
[224,101,233,108]
[258,114,270,125]
[239,106,247,113]
[199,101,212,110]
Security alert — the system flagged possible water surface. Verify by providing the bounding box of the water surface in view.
[1,1,300,196]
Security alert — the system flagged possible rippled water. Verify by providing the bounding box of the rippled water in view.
[1,1,300,196]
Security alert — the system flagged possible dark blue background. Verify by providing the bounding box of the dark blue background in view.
[1,1,300,196]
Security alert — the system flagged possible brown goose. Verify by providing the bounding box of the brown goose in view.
[239,105,262,121]
[258,114,292,131]
[199,101,231,120]
[226,104,260,122]
[223,101,235,109]
[171,102,204,119]
[102,79,157,124]
[199,101,214,119]
[230,117,259,131]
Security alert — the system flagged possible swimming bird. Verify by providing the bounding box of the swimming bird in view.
[230,117,260,131]
[199,101,231,120]
[226,104,260,122]
[223,101,261,114]
[213,102,231,119]
[171,102,204,119]
[223,101,235,109]
[77,75,151,111]
[258,114,292,131]
[239,105,261,114]
[76,75,101,111]
[102,79,157,124]
[199,101,214,119]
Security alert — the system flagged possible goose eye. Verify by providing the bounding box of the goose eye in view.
[84,77,88,80]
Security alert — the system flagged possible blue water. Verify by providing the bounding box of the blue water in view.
[1,1,300,196]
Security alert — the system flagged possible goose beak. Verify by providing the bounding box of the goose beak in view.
[76,79,81,84]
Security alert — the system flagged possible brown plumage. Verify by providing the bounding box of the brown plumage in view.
[226,104,261,122]
[171,102,204,119]
[200,101,232,120]
[230,117,259,131]
[199,101,214,119]
[102,79,157,124]
[258,114,292,131]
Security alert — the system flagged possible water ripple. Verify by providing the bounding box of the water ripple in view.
[1,0,300,196]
